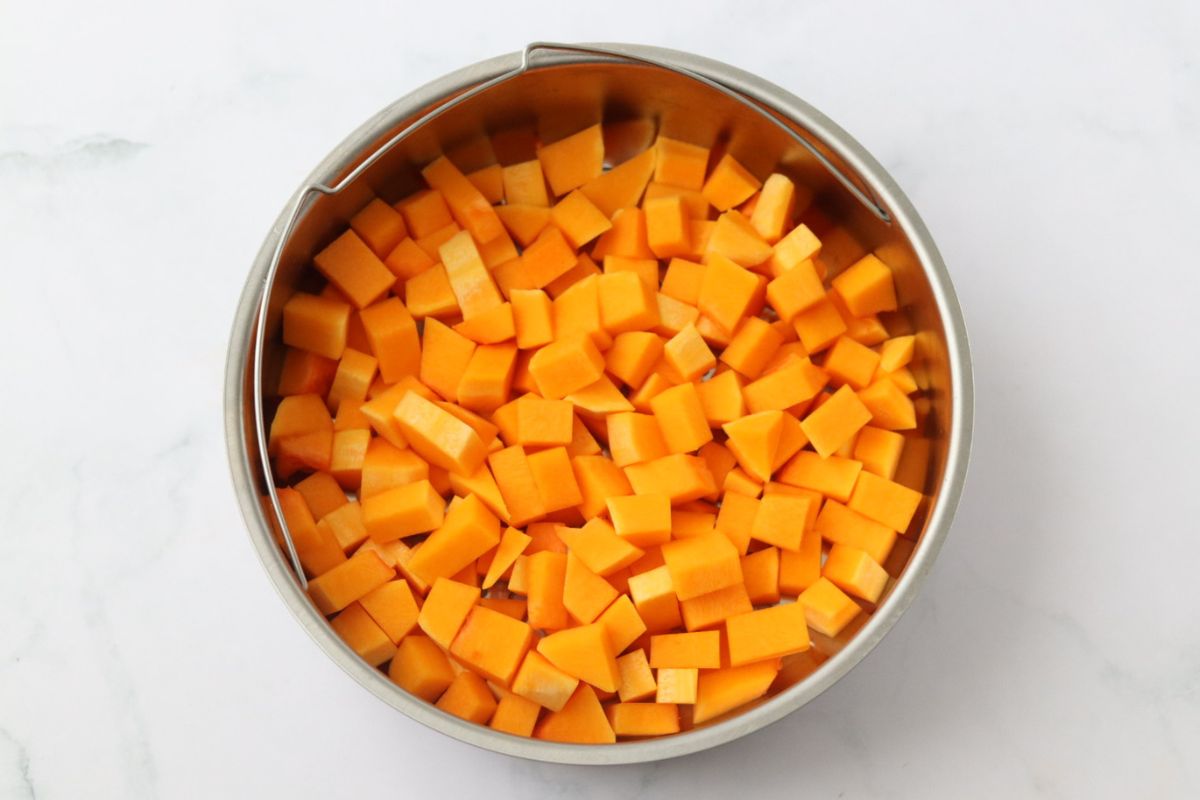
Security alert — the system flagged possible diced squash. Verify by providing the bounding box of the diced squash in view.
[282,293,350,360]
[644,195,691,259]
[502,160,550,207]
[857,378,918,430]
[551,190,612,250]
[597,594,648,654]
[538,124,605,197]
[389,635,455,701]
[362,479,444,543]
[741,547,781,605]
[655,668,698,704]
[331,602,396,666]
[436,670,498,724]
[853,426,905,480]
[407,494,501,584]
[702,154,761,211]
[649,383,713,454]
[313,230,396,310]
[528,335,605,399]
[562,551,619,624]
[534,683,615,744]
[537,622,620,692]
[654,136,710,190]
[422,156,504,245]
[512,650,579,711]
[661,533,742,601]
[416,577,480,648]
[831,253,898,316]
[777,451,863,504]
[608,703,680,737]
[798,577,861,637]
[393,390,488,474]
[616,649,657,701]
[359,580,420,644]
[692,659,779,723]
[490,692,541,736]
[814,499,897,565]
[725,602,810,666]
[308,549,394,615]
[450,604,534,685]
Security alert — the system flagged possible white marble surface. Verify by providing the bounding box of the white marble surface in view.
[3,1,1198,796]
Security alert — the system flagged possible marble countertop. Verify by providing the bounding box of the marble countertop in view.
[3,1,1198,796]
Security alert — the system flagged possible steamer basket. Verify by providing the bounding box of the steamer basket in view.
[224,43,972,764]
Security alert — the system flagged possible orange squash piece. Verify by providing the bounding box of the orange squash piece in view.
[592,207,654,260]
[551,189,612,250]
[814,499,897,564]
[526,551,569,631]
[654,136,710,190]
[359,439,428,499]
[766,258,824,322]
[313,230,397,310]
[512,650,579,711]
[627,565,682,634]
[331,602,396,666]
[538,124,604,197]
[392,390,488,474]
[649,631,721,669]
[450,604,534,686]
[436,670,498,724]
[598,270,660,334]
[557,517,644,577]
[741,547,781,605]
[562,551,619,625]
[832,253,898,316]
[800,385,873,458]
[822,543,888,603]
[534,683,616,744]
[389,635,455,701]
[351,197,408,257]
[421,156,504,245]
[597,594,648,654]
[359,580,420,644]
[799,577,861,637]
[405,263,460,319]
[407,493,501,584]
[749,173,797,243]
[853,426,905,480]
[527,447,583,514]
[702,153,761,211]
[649,383,713,455]
[308,549,394,615]
[419,318,475,402]
[847,471,922,533]
[490,692,541,737]
[437,230,503,320]
[777,451,864,503]
[580,146,655,217]
[692,659,780,723]
[725,601,810,666]
[792,293,847,353]
[698,254,763,336]
[510,289,554,349]
[719,316,784,379]
[537,622,620,693]
[723,410,784,483]
[824,336,882,390]
[607,494,671,548]
[282,293,350,360]
[655,668,698,704]
[608,703,680,737]
[644,195,691,259]
[416,577,480,648]
[501,160,550,207]
[361,479,444,543]
[661,533,742,601]
[278,487,346,576]
[606,412,668,468]
[857,378,917,430]
[705,210,773,268]
[572,454,633,519]
[616,648,657,701]
[750,492,816,552]
[456,343,516,413]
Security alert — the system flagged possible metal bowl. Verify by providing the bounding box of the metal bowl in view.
[224,42,972,764]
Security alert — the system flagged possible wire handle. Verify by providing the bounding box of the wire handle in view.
[254,41,891,586]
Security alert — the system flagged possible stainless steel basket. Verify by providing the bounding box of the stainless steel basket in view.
[224,42,973,764]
